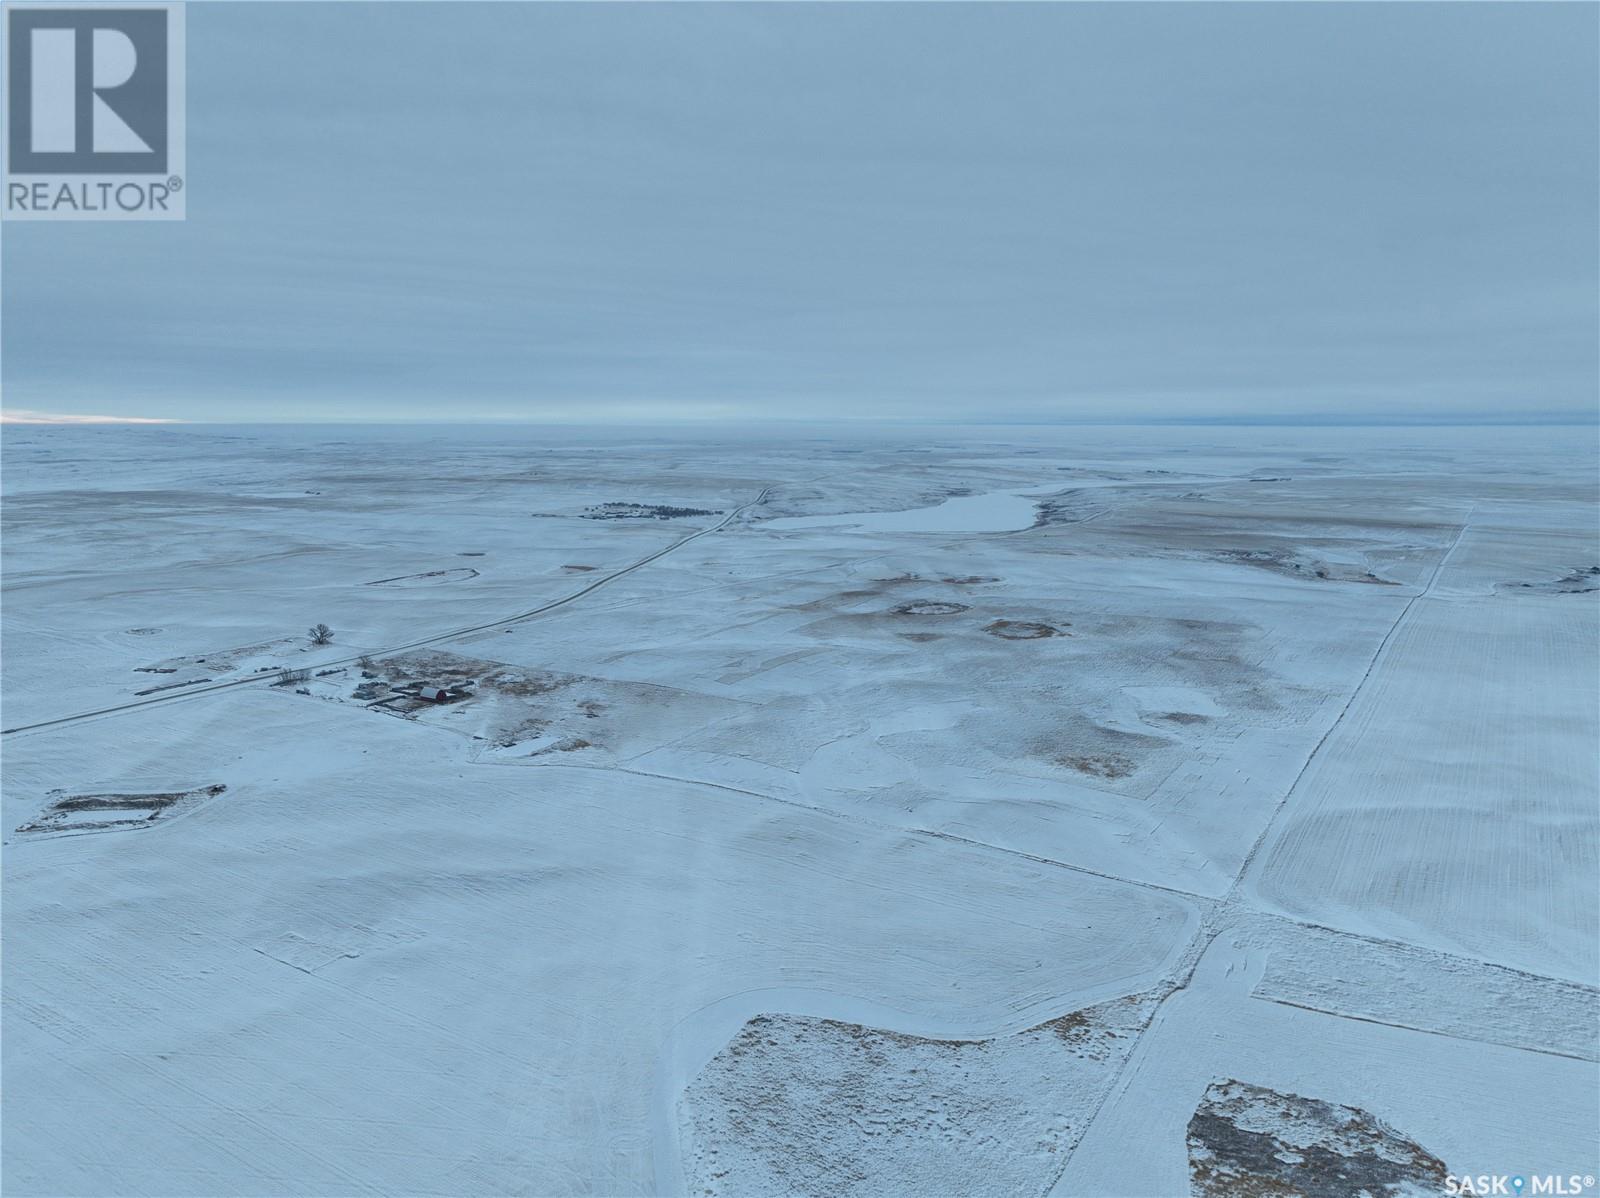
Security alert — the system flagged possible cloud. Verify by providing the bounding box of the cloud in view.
[0,409,182,425]
[2,4,1594,423]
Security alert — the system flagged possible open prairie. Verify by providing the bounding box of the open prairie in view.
[2,423,1596,1196]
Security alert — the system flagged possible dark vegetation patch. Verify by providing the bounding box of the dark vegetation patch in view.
[1188,1079,1449,1198]
[1045,721,1170,783]
[1059,753,1136,780]
[490,716,550,748]
[344,650,643,754]
[563,564,599,572]
[354,651,573,709]
[1034,994,1155,1062]
[16,785,227,838]
[942,575,999,585]
[1032,494,1106,526]
[1042,1008,1094,1042]
[687,990,1161,1196]
[1217,549,1394,585]
[1152,711,1210,725]
[1502,565,1599,595]
[985,619,1062,640]
[582,502,720,520]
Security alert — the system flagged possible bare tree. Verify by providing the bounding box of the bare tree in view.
[309,623,334,645]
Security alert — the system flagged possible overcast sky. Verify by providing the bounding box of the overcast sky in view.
[3,2,1596,424]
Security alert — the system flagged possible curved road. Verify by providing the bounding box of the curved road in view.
[1,487,770,737]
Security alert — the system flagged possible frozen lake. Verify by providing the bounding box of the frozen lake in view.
[764,486,1053,533]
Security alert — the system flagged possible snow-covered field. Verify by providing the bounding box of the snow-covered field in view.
[2,423,1596,1196]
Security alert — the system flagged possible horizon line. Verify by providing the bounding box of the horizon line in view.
[4,412,1597,430]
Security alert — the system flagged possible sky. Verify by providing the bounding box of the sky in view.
[3,2,1597,425]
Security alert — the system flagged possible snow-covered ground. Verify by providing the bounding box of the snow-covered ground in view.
[2,423,1596,1196]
